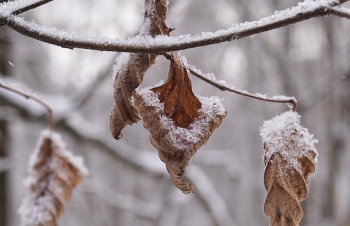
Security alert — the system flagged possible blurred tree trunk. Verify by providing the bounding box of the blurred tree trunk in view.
[0,121,8,226]
[0,0,11,224]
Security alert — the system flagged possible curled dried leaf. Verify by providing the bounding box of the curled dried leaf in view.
[260,111,318,226]
[110,0,171,140]
[110,53,156,139]
[19,130,88,226]
[133,54,226,193]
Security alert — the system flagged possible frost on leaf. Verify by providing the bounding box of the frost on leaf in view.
[260,111,318,226]
[18,130,88,226]
[133,53,226,194]
[110,0,171,140]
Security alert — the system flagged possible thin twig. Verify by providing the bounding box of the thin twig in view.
[0,82,54,130]
[0,0,53,27]
[12,0,53,15]
[0,1,349,53]
[0,0,52,26]
[327,6,350,19]
[189,67,297,112]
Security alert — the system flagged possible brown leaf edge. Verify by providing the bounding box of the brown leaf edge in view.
[261,111,318,226]
[132,55,226,193]
[110,0,172,140]
[18,130,88,226]
[110,53,157,139]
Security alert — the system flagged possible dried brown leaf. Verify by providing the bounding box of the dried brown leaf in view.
[144,0,173,36]
[133,53,226,193]
[260,112,318,226]
[110,0,171,140]
[19,130,88,226]
[151,53,202,128]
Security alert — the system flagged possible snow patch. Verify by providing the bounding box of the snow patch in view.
[135,87,226,150]
[260,111,318,172]
[112,53,131,80]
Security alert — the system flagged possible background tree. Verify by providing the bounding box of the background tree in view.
[0,0,350,225]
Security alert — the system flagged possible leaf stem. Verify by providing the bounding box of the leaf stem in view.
[0,82,54,131]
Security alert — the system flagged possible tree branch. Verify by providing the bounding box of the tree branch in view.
[12,0,53,15]
[0,0,348,53]
[0,0,53,18]
[328,6,350,18]
[183,59,298,111]
[0,81,54,130]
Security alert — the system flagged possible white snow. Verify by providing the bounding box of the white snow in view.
[135,86,164,110]
[112,52,131,80]
[260,111,318,173]
[138,17,153,36]
[163,95,226,149]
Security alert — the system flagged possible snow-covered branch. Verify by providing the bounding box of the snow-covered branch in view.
[329,6,350,18]
[0,0,52,18]
[0,0,349,53]
[0,81,54,130]
[12,0,52,15]
[182,58,298,111]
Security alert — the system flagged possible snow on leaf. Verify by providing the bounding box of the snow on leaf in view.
[132,53,226,194]
[110,0,170,140]
[18,130,88,226]
[260,111,318,226]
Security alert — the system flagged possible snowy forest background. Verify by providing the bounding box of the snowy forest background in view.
[1,0,350,225]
